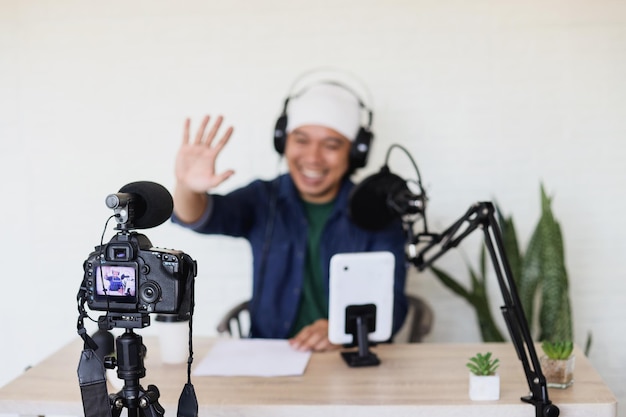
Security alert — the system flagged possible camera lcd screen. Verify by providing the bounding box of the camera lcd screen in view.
[94,264,137,301]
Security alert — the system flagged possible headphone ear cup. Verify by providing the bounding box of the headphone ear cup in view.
[273,114,288,154]
[350,127,373,169]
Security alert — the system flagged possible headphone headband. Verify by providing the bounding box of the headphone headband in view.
[288,80,373,127]
[273,80,374,171]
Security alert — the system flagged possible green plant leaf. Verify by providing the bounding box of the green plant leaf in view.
[497,206,522,287]
[541,340,573,359]
[517,222,542,333]
[479,243,487,285]
[431,263,505,342]
[467,352,500,375]
[430,266,472,300]
[536,185,573,342]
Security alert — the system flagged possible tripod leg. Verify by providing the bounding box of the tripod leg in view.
[110,396,123,417]
[138,385,165,417]
[109,385,165,417]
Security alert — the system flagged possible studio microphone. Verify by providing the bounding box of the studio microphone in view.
[105,181,174,230]
[349,165,425,231]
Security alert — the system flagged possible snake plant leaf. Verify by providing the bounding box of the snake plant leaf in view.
[497,184,574,343]
[479,242,487,286]
[497,206,523,287]
[536,185,573,342]
[471,266,506,343]
[518,217,543,330]
[430,266,472,300]
[467,245,488,294]
[469,258,481,292]
[431,261,505,342]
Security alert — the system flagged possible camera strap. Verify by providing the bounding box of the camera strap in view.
[77,349,112,417]
[177,254,198,417]
[76,283,112,417]
[76,283,100,350]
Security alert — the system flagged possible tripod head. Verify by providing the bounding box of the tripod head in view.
[107,328,165,417]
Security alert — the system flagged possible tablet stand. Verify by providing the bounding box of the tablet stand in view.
[341,304,380,367]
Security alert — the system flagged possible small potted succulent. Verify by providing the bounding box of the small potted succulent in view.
[540,341,575,388]
[466,352,500,401]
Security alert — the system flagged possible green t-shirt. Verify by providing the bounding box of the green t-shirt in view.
[288,200,335,337]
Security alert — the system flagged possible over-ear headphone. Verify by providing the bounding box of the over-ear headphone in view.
[273,81,374,170]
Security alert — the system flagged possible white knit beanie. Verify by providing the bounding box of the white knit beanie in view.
[286,83,361,141]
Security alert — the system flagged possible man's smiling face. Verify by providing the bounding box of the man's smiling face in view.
[285,125,351,203]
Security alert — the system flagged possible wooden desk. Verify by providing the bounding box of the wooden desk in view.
[0,337,617,417]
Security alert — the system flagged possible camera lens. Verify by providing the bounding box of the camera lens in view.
[139,282,160,304]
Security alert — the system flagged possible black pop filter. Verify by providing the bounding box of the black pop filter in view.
[348,166,413,231]
[118,181,174,229]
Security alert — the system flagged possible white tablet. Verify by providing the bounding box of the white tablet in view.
[328,251,395,345]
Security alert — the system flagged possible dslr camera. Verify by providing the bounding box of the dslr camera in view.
[81,181,196,320]
[83,232,195,316]
[76,182,197,417]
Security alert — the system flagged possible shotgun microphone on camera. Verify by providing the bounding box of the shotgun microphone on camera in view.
[106,181,173,230]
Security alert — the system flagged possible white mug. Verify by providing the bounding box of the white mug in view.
[154,314,190,364]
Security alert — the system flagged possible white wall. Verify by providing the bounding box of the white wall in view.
[1,0,624,414]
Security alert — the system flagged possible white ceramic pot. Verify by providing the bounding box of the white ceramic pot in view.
[468,373,500,401]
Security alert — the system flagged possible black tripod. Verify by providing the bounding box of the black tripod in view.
[104,316,165,417]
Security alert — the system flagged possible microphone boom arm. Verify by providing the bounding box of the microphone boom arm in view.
[408,201,559,417]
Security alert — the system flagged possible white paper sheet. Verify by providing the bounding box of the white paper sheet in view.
[192,338,312,377]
